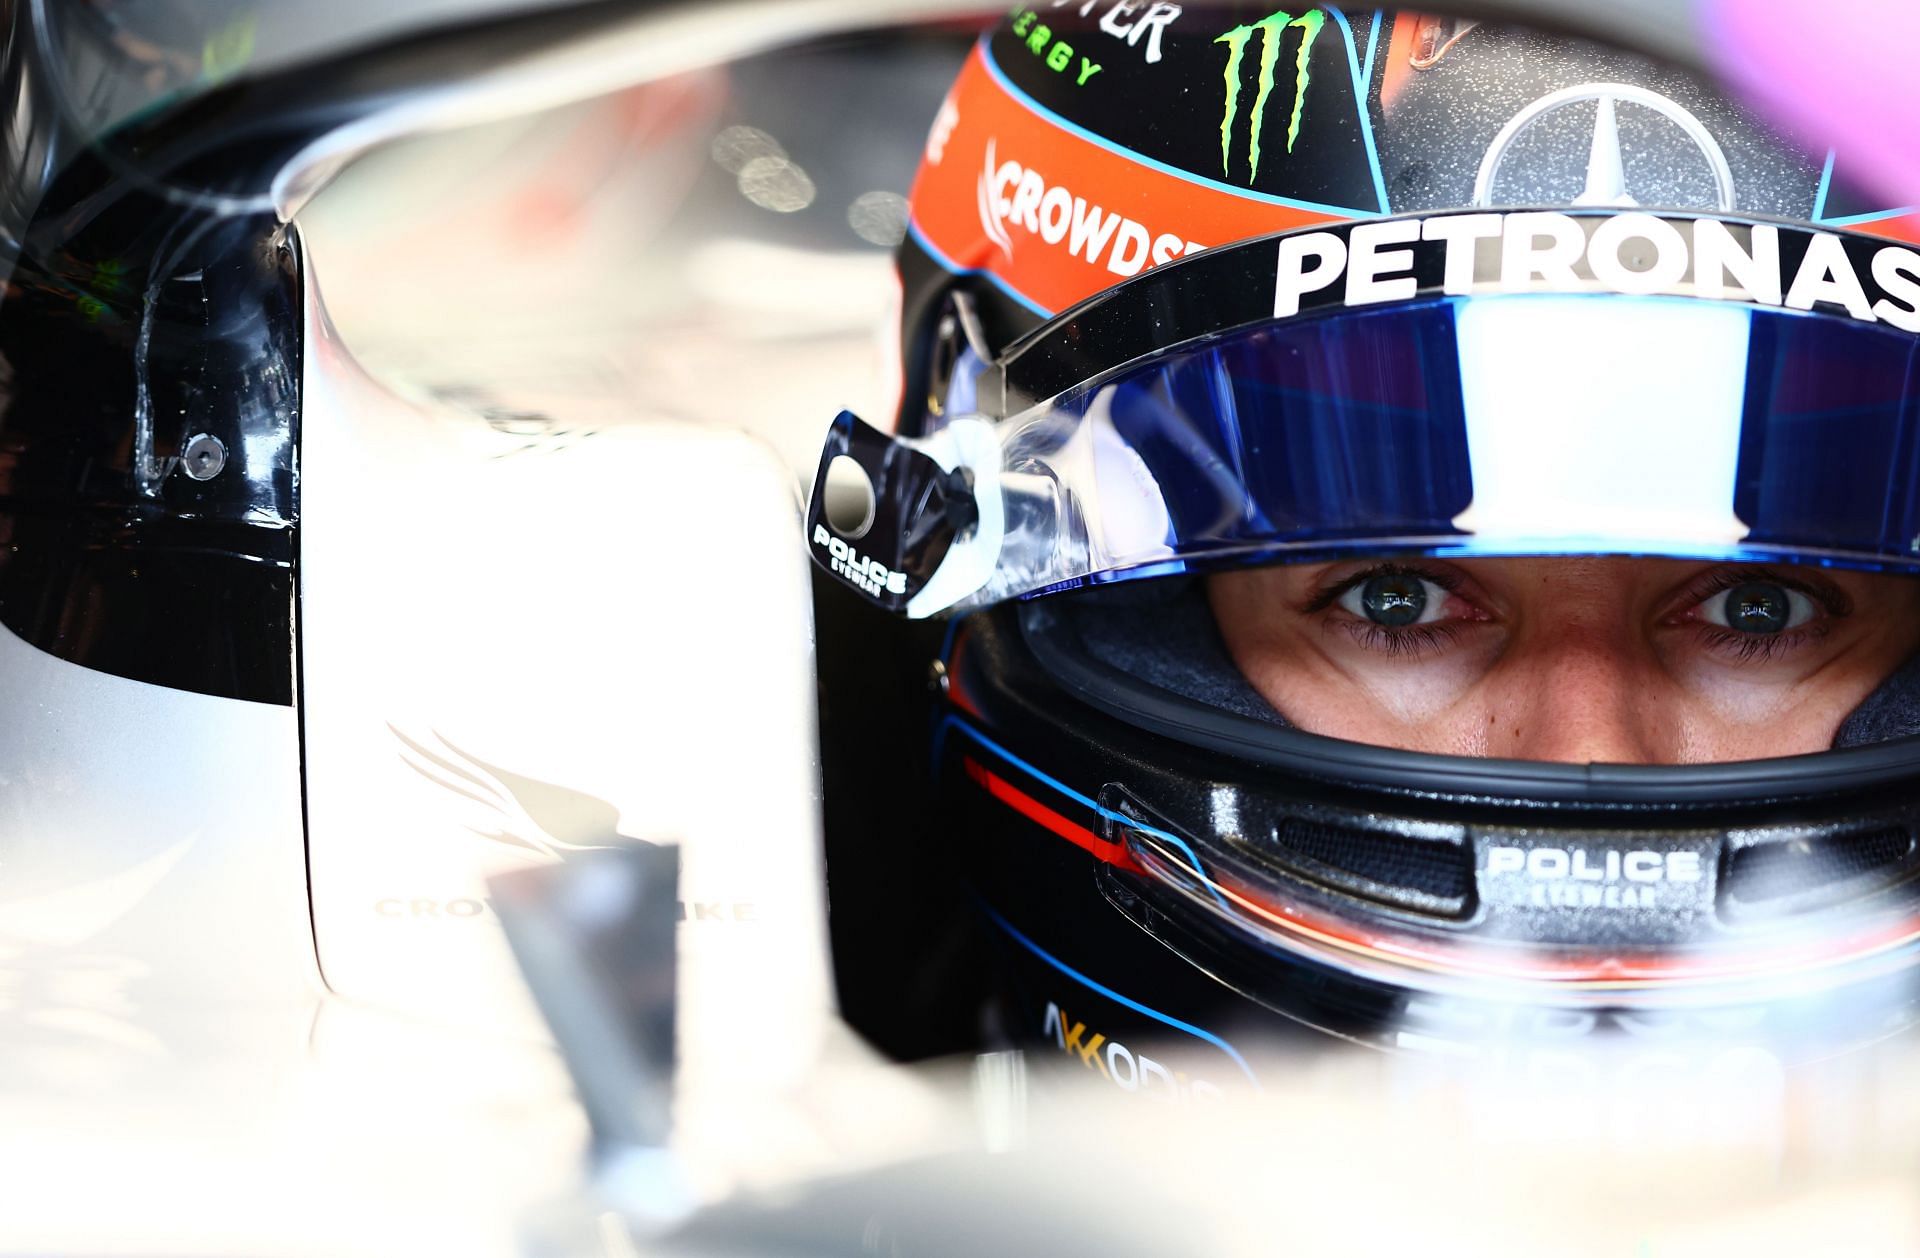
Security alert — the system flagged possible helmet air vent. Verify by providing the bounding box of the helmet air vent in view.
[1256,814,1475,921]
[1722,826,1917,916]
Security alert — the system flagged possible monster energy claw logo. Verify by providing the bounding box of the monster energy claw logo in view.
[1216,9,1325,184]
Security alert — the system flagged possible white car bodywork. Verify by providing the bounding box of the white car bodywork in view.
[0,68,926,1248]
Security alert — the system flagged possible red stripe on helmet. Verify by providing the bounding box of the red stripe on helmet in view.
[962,755,1141,873]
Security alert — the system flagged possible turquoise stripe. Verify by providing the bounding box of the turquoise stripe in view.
[1329,6,1392,214]
[1811,150,1835,222]
[906,218,1054,318]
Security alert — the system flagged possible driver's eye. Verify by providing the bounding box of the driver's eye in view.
[1339,574,1450,628]
[1700,582,1817,635]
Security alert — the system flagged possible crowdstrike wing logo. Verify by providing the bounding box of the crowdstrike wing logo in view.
[977,139,1207,277]
[1472,83,1738,212]
[392,725,635,859]
[1215,8,1326,184]
[978,137,1017,259]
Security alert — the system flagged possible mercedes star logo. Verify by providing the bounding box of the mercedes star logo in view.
[1472,82,1737,212]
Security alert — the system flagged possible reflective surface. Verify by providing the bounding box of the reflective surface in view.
[817,285,1920,620]
[300,28,967,480]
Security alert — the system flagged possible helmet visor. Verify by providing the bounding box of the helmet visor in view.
[810,211,1920,618]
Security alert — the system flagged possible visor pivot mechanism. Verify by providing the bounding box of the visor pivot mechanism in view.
[940,467,979,537]
[806,411,987,616]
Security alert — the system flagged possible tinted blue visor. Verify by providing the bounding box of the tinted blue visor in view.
[808,213,1920,618]
[864,295,1915,617]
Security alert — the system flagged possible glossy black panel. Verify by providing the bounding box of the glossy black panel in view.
[0,147,300,702]
[0,0,302,703]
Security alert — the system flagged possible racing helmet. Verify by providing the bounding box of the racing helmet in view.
[811,4,1920,1086]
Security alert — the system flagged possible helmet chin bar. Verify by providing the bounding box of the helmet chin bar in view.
[1101,762,1920,1048]
[945,601,1920,1054]
[1109,792,1920,1011]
